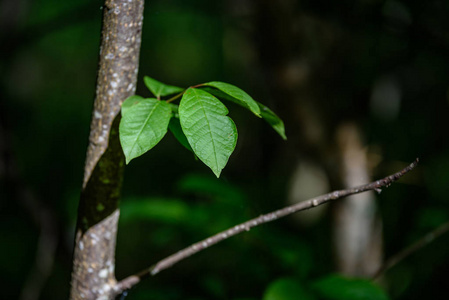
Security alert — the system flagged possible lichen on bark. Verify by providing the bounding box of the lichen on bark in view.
[70,1,144,299]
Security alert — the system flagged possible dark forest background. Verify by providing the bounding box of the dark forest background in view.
[1,0,449,299]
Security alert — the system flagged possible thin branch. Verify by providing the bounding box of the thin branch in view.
[115,158,419,292]
[372,220,449,280]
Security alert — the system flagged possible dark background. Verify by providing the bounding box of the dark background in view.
[1,0,449,299]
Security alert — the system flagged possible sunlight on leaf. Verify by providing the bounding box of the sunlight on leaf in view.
[144,76,184,98]
[202,81,261,117]
[179,88,237,177]
[201,85,286,140]
[119,98,172,164]
[121,95,144,116]
[258,102,287,140]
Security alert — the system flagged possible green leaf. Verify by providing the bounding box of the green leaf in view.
[144,76,184,98]
[121,95,144,116]
[313,275,390,300]
[201,85,286,140]
[263,278,316,300]
[119,98,172,164]
[202,81,261,117]
[258,101,287,140]
[179,88,237,177]
[168,117,193,152]
[168,103,179,115]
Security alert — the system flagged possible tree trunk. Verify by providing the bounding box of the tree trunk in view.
[70,1,144,299]
[334,123,382,277]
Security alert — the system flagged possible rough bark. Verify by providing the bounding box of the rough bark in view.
[70,1,144,299]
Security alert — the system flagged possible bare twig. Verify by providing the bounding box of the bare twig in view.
[372,220,449,280]
[115,158,419,292]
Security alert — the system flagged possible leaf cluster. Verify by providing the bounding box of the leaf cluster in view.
[119,76,286,177]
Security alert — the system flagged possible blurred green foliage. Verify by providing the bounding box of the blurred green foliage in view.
[1,0,449,299]
[312,275,389,300]
[263,278,315,300]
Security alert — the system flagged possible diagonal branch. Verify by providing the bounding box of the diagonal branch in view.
[115,158,419,292]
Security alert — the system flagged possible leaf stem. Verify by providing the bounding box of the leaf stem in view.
[165,84,206,103]
[166,91,185,103]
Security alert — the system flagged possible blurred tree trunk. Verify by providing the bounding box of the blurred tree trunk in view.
[334,123,382,276]
[69,1,144,299]
[249,0,382,277]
